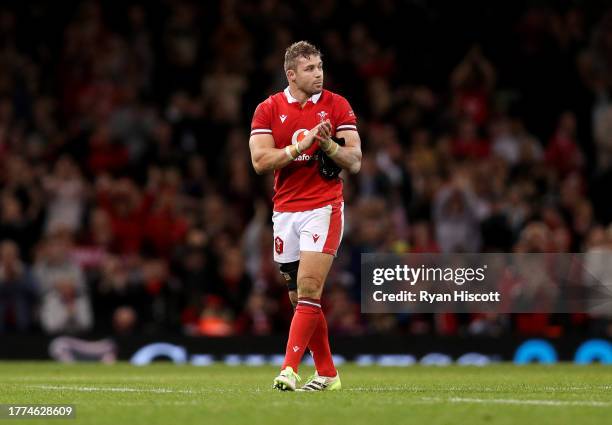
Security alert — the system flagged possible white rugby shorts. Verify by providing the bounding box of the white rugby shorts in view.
[272,202,344,263]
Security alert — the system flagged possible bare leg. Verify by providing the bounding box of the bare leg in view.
[297,251,334,299]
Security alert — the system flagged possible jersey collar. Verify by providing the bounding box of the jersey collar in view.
[284,86,322,104]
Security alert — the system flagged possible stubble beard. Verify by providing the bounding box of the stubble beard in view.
[298,80,323,97]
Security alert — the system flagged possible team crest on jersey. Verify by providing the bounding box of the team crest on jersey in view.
[317,111,328,121]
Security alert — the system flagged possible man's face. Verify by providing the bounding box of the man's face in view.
[290,55,323,95]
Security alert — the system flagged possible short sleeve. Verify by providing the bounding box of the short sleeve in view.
[250,99,273,137]
[333,95,357,133]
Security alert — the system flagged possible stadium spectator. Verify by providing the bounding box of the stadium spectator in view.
[39,274,93,334]
[545,111,584,177]
[112,306,138,336]
[450,45,496,126]
[433,176,482,253]
[0,1,611,338]
[42,155,88,235]
[0,240,38,332]
[34,233,86,295]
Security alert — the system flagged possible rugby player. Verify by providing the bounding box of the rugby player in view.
[249,41,362,391]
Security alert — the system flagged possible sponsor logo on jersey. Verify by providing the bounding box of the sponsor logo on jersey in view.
[280,114,287,123]
[291,129,308,145]
[290,129,314,162]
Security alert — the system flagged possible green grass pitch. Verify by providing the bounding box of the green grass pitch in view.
[1,362,611,425]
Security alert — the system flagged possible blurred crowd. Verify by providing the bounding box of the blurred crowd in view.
[1,0,612,338]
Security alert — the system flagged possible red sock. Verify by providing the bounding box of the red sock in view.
[308,310,336,377]
[282,298,321,373]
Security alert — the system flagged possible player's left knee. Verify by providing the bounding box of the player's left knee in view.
[297,275,324,298]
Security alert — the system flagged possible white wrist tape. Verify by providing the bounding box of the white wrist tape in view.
[285,145,296,160]
[325,142,339,157]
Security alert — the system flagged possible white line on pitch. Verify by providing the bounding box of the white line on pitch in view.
[345,385,612,393]
[26,384,263,394]
[28,385,195,394]
[421,397,612,407]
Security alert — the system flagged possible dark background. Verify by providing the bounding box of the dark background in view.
[1,0,612,344]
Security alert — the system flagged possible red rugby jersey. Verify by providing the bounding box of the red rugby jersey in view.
[251,87,357,212]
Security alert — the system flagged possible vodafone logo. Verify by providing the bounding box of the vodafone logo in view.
[290,129,313,161]
[291,129,309,145]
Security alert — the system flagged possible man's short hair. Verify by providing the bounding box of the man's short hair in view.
[284,41,322,72]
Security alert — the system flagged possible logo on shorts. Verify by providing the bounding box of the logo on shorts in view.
[292,345,300,352]
[275,236,284,254]
[312,234,320,244]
